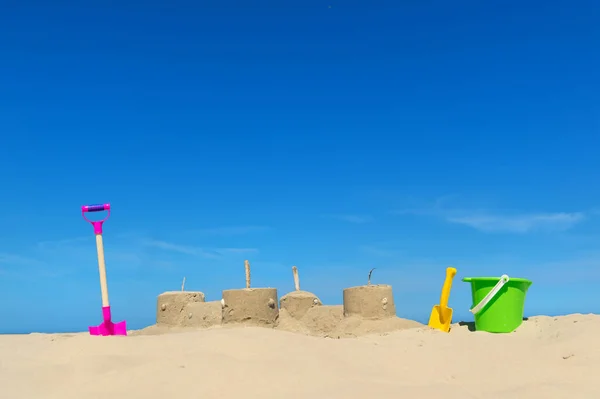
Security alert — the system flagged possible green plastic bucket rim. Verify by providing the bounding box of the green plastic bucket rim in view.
[462,276,532,284]
[463,275,533,319]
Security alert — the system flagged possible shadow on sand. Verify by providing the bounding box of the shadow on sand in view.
[458,317,529,332]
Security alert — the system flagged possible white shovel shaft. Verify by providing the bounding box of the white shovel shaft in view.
[95,234,110,307]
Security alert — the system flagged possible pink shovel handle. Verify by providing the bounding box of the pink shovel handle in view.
[82,204,111,213]
[81,203,111,235]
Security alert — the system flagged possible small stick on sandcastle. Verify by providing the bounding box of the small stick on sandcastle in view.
[245,259,251,289]
[292,265,300,291]
[368,268,376,285]
[181,277,186,291]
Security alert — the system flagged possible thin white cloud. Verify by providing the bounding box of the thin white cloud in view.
[36,234,259,263]
[391,194,459,216]
[0,253,45,267]
[0,252,59,277]
[144,240,197,255]
[446,212,584,233]
[324,214,373,224]
[108,252,143,264]
[216,248,259,254]
[192,226,270,236]
[392,196,585,233]
[36,236,89,251]
[32,236,144,273]
[142,239,258,258]
[143,239,221,258]
[531,254,600,283]
[150,260,176,270]
[590,208,600,216]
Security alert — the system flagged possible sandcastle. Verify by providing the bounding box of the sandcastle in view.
[148,263,419,338]
[342,268,396,319]
[154,261,280,329]
[275,267,411,338]
[221,260,279,326]
[156,278,222,328]
[342,284,396,319]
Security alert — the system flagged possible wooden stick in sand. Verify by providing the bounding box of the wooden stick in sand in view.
[181,277,186,291]
[368,268,376,285]
[292,265,300,291]
[245,260,251,289]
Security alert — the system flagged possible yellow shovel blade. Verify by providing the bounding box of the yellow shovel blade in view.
[428,305,453,332]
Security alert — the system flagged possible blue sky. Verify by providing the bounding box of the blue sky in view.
[1,0,599,333]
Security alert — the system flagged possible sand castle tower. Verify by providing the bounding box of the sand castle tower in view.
[221,260,279,326]
[279,266,322,319]
[342,268,396,320]
[156,278,222,328]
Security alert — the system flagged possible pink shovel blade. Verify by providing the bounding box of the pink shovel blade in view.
[89,306,127,336]
[88,320,127,336]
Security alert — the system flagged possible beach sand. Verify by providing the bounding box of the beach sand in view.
[0,313,598,399]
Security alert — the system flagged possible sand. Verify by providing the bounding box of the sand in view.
[1,314,599,399]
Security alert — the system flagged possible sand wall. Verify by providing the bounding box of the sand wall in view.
[279,290,322,319]
[343,284,396,320]
[157,291,206,326]
[222,288,279,326]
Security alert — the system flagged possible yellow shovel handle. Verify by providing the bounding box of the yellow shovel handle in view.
[440,267,457,309]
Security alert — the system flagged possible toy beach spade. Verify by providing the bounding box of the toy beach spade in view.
[428,266,457,332]
[81,203,127,336]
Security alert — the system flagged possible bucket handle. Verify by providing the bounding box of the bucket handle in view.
[469,275,510,315]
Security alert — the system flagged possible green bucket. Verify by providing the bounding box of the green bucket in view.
[462,275,532,333]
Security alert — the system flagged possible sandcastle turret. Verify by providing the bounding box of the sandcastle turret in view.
[279,265,322,319]
[157,290,206,326]
[342,268,396,319]
[221,260,279,326]
[156,278,222,328]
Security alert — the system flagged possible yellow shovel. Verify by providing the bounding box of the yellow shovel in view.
[428,266,457,332]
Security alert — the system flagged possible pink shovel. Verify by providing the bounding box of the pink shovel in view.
[82,203,127,336]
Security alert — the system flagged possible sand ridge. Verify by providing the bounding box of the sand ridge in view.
[0,314,598,399]
[143,303,424,338]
